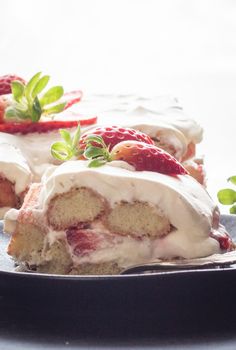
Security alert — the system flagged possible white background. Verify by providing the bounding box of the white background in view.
[1,0,236,210]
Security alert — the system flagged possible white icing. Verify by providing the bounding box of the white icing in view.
[78,94,203,159]
[0,131,63,182]
[0,207,11,219]
[3,208,19,234]
[0,143,32,194]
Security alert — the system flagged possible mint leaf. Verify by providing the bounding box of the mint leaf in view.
[59,129,72,146]
[40,86,64,107]
[72,124,81,149]
[5,105,28,120]
[32,75,50,98]
[51,142,74,161]
[43,102,66,115]
[88,158,107,168]
[51,125,82,161]
[217,189,236,205]
[84,146,105,159]
[5,106,19,119]
[31,96,42,122]
[230,205,236,214]
[228,176,236,186]
[11,81,25,102]
[25,72,41,101]
[85,134,105,146]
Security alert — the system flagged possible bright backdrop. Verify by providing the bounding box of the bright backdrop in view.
[1,0,236,211]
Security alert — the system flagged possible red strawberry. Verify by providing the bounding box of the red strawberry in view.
[0,74,25,96]
[110,141,188,175]
[66,227,101,257]
[80,125,154,150]
[210,229,233,251]
[62,90,83,110]
[0,116,97,134]
[0,97,7,123]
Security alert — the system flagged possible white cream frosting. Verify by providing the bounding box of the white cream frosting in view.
[77,94,203,159]
[34,160,220,265]
[0,143,32,218]
[0,131,62,182]
[0,143,31,195]
[0,94,202,186]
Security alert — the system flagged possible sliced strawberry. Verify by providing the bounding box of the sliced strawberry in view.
[60,90,83,110]
[0,74,26,96]
[66,227,101,257]
[0,116,97,135]
[111,141,188,175]
[210,229,233,251]
[80,125,154,150]
[0,97,7,123]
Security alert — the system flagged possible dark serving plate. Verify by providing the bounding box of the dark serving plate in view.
[0,215,236,333]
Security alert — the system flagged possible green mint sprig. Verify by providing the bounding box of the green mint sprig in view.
[51,124,82,161]
[5,72,66,122]
[51,127,112,166]
[83,134,112,167]
[217,176,236,214]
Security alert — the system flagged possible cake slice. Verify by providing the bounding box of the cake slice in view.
[5,158,233,275]
[0,142,32,218]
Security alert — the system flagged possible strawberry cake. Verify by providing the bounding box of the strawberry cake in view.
[0,73,203,219]
[4,161,233,275]
[4,134,233,275]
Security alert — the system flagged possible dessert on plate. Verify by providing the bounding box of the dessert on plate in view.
[4,128,233,275]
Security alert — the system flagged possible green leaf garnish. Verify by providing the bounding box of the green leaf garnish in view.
[230,205,236,214]
[32,75,50,98]
[60,129,73,146]
[228,176,236,186]
[72,124,81,149]
[88,158,107,168]
[5,72,65,123]
[43,102,66,115]
[40,86,64,107]
[51,142,74,161]
[51,125,114,170]
[217,189,236,205]
[25,72,42,102]
[51,124,82,161]
[84,146,105,159]
[31,96,42,122]
[11,81,25,102]
[82,133,112,167]
[218,176,236,214]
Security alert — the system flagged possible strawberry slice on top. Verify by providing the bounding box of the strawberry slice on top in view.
[82,132,188,176]
[0,72,94,134]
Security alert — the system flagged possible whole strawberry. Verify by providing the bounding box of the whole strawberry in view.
[80,125,154,150]
[84,136,188,176]
[0,74,25,96]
